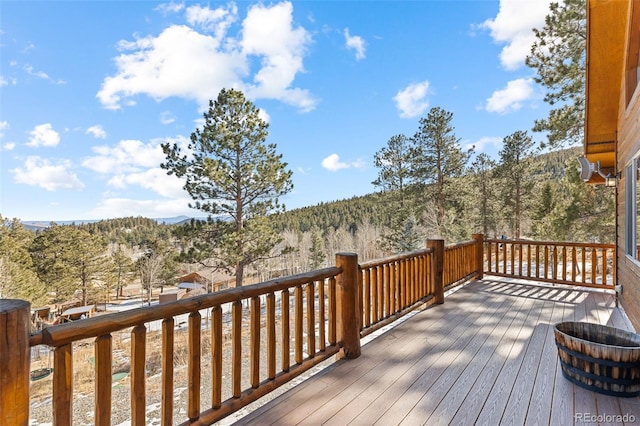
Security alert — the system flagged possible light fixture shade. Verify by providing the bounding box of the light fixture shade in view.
[605,173,617,187]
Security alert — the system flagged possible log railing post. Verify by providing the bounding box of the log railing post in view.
[336,252,361,360]
[0,299,31,426]
[428,240,445,304]
[473,233,484,280]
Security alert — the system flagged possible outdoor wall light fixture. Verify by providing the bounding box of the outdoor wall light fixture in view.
[577,157,618,187]
[604,171,621,188]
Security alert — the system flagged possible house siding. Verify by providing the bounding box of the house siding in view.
[616,4,640,331]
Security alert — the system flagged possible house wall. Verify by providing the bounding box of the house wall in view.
[616,2,640,331]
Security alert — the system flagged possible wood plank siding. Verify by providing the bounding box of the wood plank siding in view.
[236,280,640,425]
[610,0,640,331]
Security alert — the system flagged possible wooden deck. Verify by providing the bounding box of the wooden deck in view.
[235,279,640,425]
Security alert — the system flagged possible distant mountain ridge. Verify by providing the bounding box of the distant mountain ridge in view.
[21,215,195,231]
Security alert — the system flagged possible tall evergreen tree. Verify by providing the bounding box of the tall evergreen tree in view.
[470,153,499,237]
[0,216,47,304]
[373,134,421,252]
[30,224,107,304]
[307,228,326,270]
[109,245,135,299]
[410,107,473,239]
[162,88,294,287]
[494,131,536,239]
[526,0,586,148]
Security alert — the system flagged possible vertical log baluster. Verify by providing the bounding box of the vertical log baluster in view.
[376,266,383,320]
[211,306,222,408]
[562,246,567,281]
[250,296,260,388]
[582,248,587,283]
[188,311,201,420]
[328,279,336,346]
[363,268,371,328]
[384,264,391,318]
[131,325,146,426]
[232,301,242,398]
[306,281,316,357]
[282,289,291,371]
[267,293,276,379]
[161,318,174,426]
[94,334,112,426]
[53,343,73,426]
[318,281,326,352]
[295,285,303,364]
[591,248,597,284]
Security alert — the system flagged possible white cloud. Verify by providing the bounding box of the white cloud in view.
[23,63,66,84]
[0,76,8,87]
[479,0,553,70]
[321,153,366,172]
[26,123,60,147]
[0,120,8,139]
[108,168,186,198]
[344,28,366,60]
[86,125,107,139]
[11,156,84,191]
[241,2,315,111]
[155,1,185,15]
[97,2,316,113]
[394,81,430,118]
[3,142,16,151]
[160,111,176,124]
[186,3,237,37]
[97,24,246,110]
[485,78,534,114]
[83,139,168,174]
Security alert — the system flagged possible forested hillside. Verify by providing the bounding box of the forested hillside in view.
[0,146,614,307]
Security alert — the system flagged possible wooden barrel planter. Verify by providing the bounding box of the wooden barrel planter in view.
[554,321,640,397]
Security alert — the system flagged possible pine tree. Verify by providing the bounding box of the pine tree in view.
[494,131,536,239]
[470,153,499,237]
[410,107,473,239]
[162,89,294,286]
[373,134,421,252]
[0,216,47,304]
[526,0,586,148]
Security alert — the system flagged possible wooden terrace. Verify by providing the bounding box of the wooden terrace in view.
[2,236,637,425]
[237,279,640,425]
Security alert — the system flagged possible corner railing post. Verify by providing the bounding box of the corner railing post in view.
[0,299,31,425]
[336,252,361,360]
[428,240,445,304]
[473,233,484,280]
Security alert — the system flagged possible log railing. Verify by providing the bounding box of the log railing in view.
[6,235,613,425]
[359,247,435,337]
[484,238,616,289]
[11,259,354,426]
[2,241,471,426]
[358,237,484,338]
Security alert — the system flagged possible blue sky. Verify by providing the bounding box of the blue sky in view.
[1,0,554,221]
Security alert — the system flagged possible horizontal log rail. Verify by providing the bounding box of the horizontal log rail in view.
[484,239,616,290]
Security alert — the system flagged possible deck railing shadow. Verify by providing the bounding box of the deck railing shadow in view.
[0,235,617,425]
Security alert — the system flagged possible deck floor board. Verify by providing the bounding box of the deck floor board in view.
[235,279,640,426]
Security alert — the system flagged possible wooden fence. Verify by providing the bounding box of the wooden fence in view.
[484,238,616,289]
[2,235,615,425]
